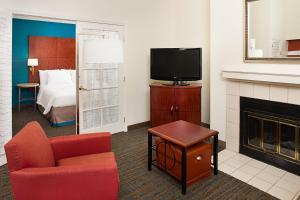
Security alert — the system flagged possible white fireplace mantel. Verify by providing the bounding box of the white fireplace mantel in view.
[222,65,300,85]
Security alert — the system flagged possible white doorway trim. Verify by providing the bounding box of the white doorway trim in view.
[12,10,124,27]
[0,10,12,166]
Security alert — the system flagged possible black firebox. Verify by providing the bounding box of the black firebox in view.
[240,97,300,175]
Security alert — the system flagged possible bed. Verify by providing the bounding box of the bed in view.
[37,69,76,126]
[29,36,76,126]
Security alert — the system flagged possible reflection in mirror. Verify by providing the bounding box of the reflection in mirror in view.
[246,0,300,59]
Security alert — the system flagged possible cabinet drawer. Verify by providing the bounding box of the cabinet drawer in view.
[156,138,211,185]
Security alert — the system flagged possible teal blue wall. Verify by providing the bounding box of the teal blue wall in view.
[12,19,76,107]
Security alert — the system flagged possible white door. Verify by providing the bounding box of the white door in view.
[76,22,126,134]
[0,10,12,165]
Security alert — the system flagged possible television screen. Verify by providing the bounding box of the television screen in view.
[150,48,202,81]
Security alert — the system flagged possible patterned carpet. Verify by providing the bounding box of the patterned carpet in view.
[114,127,277,200]
[0,126,278,200]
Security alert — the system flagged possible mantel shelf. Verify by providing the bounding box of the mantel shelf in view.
[222,67,300,86]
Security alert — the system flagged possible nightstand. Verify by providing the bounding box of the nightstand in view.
[16,83,39,112]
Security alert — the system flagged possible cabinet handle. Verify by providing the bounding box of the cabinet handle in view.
[196,155,203,161]
[170,105,174,112]
[175,106,178,111]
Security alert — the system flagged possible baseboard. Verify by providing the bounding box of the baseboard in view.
[127,121,151,131]
[0,154,7,166]
[218,140,226,149]
[200,123,226,149]
[201,122,210,128]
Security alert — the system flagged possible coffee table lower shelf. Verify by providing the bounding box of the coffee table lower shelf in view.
[147,133,218,195]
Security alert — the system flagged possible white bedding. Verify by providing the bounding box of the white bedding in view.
[37,83,76,115]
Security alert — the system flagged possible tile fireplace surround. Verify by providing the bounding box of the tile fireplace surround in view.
[225,80,300,152]
[221,68,300,200]
[223,71,300,153]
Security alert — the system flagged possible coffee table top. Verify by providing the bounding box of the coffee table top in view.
[148,120,218,148]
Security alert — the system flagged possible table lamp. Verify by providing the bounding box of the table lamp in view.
[27,58,38,76]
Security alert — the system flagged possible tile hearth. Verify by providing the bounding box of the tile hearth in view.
[218,149,300,200]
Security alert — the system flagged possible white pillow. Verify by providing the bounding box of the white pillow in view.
[39,69,61,85]
[39,70,48,85]
[47,70,73,85]
[61,69,76,83]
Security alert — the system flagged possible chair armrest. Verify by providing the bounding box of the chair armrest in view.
[49,132,111,160]
[10,165,119,200]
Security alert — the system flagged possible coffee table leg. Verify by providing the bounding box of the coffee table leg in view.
[148,132,152,171]
[181,148,187,195]
[213,134,218,175]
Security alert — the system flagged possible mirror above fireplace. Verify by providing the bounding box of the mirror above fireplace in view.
[245,0,300,61]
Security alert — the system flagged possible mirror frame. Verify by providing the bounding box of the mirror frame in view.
[244,0,300,62]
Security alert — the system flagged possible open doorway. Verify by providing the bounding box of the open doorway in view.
[0,11,126,166]
[12,16,77,137]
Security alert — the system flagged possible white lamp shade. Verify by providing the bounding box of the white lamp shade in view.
[27,58,39,66]
[84,39,124,64]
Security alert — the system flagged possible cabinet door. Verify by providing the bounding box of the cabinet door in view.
[175,87,201,125]
[150,86,175,126]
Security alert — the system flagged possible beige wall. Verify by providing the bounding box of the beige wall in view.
[8,0,211,126]
[248,0,300,57]
[170,0,210,123]
[285,0,300,40]
[249,0,287,57]
[249,0,271,56]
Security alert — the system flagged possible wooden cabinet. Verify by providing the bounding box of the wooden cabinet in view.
[150,83,201,127]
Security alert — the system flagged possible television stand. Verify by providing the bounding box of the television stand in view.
[163,81,190,86]
[150,83,202,127]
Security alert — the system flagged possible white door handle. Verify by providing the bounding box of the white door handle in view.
[79,86,88,91]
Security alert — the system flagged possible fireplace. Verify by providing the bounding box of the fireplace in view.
[240,97,300,175]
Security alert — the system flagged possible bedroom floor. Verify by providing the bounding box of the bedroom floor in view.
[12,105,76,137]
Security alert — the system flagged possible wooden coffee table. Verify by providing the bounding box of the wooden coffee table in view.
[148,120,219,195]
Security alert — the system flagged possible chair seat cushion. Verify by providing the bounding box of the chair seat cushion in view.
[57,152,116,167]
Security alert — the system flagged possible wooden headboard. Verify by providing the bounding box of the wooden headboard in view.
[28,36,75,82]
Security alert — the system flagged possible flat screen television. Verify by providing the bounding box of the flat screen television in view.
[150,48,202,82]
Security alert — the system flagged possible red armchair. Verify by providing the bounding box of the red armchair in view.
[5,121,119,200]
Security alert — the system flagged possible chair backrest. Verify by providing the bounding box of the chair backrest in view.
[5,121,55,172]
